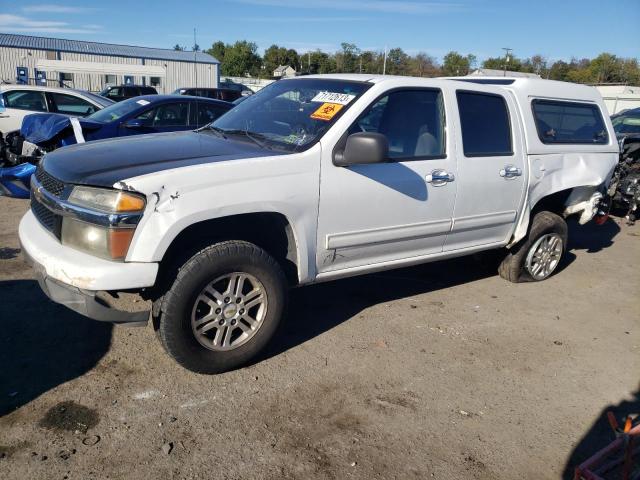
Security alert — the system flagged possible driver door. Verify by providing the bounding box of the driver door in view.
[316,87,458,274]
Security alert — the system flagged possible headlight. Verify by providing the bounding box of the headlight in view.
[68,186,145,213]
[61,217,135,260]
[63,186,145,260]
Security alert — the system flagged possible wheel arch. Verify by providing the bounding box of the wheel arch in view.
[155,212,302,290]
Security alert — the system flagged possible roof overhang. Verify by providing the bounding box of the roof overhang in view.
[35,59,166,77]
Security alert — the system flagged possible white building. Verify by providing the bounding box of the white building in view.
[594,85,640,115]
[273,65,296,78]
[0,33,220,94]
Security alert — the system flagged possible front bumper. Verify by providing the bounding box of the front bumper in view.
[19,210,158,323]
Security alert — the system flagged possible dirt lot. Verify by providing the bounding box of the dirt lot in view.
[0,196,638,480]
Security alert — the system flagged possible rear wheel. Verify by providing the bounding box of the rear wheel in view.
[157,240,287,374]
[498,211,568,283]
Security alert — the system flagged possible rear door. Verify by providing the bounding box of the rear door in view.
[444,89,526,251]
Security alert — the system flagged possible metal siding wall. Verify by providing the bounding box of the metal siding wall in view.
[0,47,48,84]
[144,59,218,93]
[59,52,143,91]
[1,47,218,93]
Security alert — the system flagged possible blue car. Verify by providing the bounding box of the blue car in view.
[0,95,233,198]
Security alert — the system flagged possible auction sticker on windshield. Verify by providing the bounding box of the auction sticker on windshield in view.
[311,91,355,105]
[311,103,344,121]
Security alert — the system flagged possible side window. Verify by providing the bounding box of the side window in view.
[135,107,156,126]
[51,93,97,116]
[124,87,139,97]
[140,103,189,127]
[457,91,512,157]
[194,103,227,126]
[349,89,446,159]
[105,87,122,99]
[3,90,47,112]
[532,100,608,144]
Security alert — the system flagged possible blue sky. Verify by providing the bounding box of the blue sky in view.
[1,1,638,62]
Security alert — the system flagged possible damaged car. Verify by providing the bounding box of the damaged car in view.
[20,75,618,373]
[0,95,232,198]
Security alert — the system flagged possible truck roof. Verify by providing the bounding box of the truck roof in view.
[300,74,604,104]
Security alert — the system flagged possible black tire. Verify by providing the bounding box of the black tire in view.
[498,211,568,283]
[157,240,287,374]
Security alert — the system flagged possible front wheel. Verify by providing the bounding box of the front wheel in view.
[157,240,287,374]
[498,211,568,283]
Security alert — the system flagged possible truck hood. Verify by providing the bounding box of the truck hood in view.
[41,130,276,187]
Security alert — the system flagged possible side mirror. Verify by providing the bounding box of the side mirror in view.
[333,132,389,167]
[123,119,144,129]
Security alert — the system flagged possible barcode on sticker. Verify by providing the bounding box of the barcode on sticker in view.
[311,92,356,105]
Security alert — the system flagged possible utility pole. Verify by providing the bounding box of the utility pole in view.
[194,28,198,88]
[502,47,512,77]
[383,46,387,75]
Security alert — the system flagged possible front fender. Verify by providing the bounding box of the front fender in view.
[120,147,321,284]
[0,163,36,199]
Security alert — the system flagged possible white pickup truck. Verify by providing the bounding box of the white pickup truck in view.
[20,74,618,373]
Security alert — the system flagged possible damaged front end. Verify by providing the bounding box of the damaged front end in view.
[1,114,100,199]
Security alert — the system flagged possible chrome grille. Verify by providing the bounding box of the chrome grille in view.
[35,165,65,197]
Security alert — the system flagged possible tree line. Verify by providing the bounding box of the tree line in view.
[174,41,640,85]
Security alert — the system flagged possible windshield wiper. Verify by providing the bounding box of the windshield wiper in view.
[198,124,227,139]
[223,129,272,150]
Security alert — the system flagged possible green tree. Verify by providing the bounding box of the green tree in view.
[359,50,382,74]
[482,55,523,72]
[263,45,301,75]
[173,44,185,51]
[548,60,570,81]
[219,41,262,77]
[442,51,474,76]
[307,50,336,74]
[386,48,410,75]
[207,41,226,64]
[336,43,361,73]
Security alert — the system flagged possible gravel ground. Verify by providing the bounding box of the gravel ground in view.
[0,196,638,480]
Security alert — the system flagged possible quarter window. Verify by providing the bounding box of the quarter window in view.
[3,90,47,112]
[532,100,608,144]
[457,91,512,156]
[349,89,446,159]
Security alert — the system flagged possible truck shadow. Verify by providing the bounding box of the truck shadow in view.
[262,217,621,362]
[0,279,112,417]
[566,216,620,253]
[562,387,640,479]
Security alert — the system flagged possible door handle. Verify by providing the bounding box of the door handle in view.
[426,169,455,186]
[500,165,522,178]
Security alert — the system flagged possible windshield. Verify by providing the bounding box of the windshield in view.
[612,112,640,135]
[210,78,371,152]
[83,91,114,108]
[88,97,150,123]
